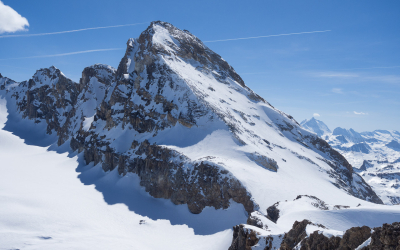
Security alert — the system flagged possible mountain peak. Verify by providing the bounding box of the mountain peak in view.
[0,21,382,218]
[119,20,249,92]
[301,117,331,137]
[332,127,365,143]
[34,66,62,78]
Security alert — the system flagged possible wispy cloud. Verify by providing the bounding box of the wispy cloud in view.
[313,72,359,78]
[0,1,29,34]
[203,30,331,43]
[331,88,344,94]
[333,65,400,71]
[0,48,124,60]
[311,71,400,85]
[313,113,320,117]
[0,22,149,38]
[354,111,368,115]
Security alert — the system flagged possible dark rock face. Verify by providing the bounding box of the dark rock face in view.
[247,212,267,229]
[280,221,371,250]
[229,218,397,250]
[228,225,260,250]
[280,220,312,250]
[247,215,263,229]
[74,137,254,214]
[300,231,341,250]
[339,226,371,249]
[363,222,400,250]
[266,202,280,223]
[12,66,79,146]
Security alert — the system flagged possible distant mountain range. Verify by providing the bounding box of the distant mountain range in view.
[301,118,400,204]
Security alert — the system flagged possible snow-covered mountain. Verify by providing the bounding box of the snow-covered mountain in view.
[0,21,381,211]
[1,21,399,249]
[301,117,400,205]
[300,117,331,137]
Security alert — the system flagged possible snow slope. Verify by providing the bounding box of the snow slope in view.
[0,97,238,249]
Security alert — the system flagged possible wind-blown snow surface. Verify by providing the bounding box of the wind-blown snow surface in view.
[301,117,400,205]
[0,97,236,249]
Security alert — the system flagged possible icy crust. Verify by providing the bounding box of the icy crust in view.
[0,21,382,216]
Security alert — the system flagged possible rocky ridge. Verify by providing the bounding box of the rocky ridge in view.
[0,21,382,216]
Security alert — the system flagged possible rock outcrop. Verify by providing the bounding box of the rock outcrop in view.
[280,220,311,250]
[228,225,260,250]
[362,222,400,250]
[0,21,382,217]
[279,221,374,250]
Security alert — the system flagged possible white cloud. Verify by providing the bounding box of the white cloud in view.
[354,111,368,115]
[0,1,29,34]
[331,88,343,94]
[313,113,320,117]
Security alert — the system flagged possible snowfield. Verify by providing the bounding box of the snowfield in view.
[0,97,235,250]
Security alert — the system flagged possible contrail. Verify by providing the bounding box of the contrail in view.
[337,65,400,71]
[0,22,149,38]
[203,30,331,43]
[0,48,124,60]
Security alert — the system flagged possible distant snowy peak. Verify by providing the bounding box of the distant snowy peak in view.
[332,127,365,144]
[300,117,331,137]
[318,125,400,205]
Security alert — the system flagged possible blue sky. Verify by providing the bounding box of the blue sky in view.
[0,0,399,132]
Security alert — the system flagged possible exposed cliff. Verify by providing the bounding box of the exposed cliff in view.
[0,21,382,216]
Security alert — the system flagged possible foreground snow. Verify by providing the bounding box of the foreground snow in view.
[0,97,234,250]
[1,95,400,250]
